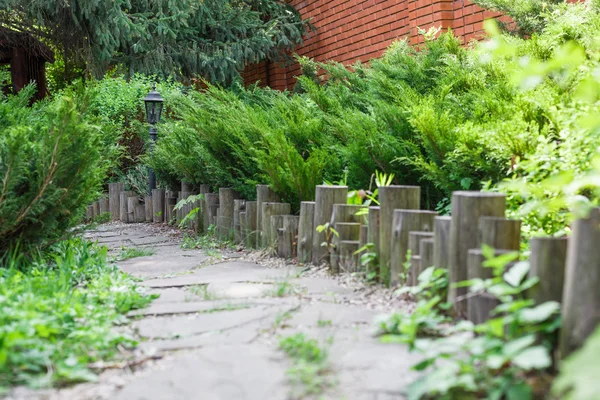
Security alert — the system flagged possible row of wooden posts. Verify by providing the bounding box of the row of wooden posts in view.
[87,183,599,358]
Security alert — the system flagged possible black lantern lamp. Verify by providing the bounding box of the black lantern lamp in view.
[144,84,164,195]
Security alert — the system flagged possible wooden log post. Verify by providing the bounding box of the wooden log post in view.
[560,208,600,357]
[185,192,198,229]
[175,191,182,225]
[467,249,515,324]
[339,240,360,273]
[433,216,451,270]
[256,185,280,248]
[528,237,568,305]
[144,196,153,222]
[280,215,300,259]
[297,201,316,264]
[312,185,348,265]
[218,188,239,240]
[479,217,521,252]
[233,199,246,244]
[359,225,369,258]
[92,201,100,219]
[330,204,362,271]
[271,215,285,254]
[379,186,421,283]
[99,197,109,216]
[334,222,361,273]
[420,238,435,274]
[262,203,291,248]
[164,190,175,221]
[389,210,437,286]
[86,205,94,221]
[108,182,125,221]
[239,211,248,246]
[166,197,177,224]
[367,206,381,275]
[245,201,258,248]
[449,191,506,316]
[127,196,139,223]
[197,184,210,233]
[408,231,434,285]
[204,193,219,233]
[119,191,134,222]
[152,189,166,223]
[134,204,146,223]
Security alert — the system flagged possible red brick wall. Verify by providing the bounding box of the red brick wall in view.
[244,0,504,90]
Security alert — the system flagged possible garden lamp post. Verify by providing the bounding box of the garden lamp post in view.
[143,84,164,196]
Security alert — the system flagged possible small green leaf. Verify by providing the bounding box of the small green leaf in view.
[512,346,552,370]
[519,301,560,324]
[504,261,530,287]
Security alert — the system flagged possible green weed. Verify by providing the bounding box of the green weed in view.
[279,333,335,397]
[0,238,155,388]
[115,247,155,261]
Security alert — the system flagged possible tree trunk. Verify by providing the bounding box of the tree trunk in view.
[297,201,315,264]
[389,210,437,286]
[379,186,421,284]
[312,185,348,265]
[449,191,506,317]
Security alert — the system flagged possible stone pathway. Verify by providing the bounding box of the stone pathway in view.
[9,223,422,400]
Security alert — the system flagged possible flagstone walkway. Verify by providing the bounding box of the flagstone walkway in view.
[10,223,421,400]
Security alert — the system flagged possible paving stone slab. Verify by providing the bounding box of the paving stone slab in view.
[287,302,377,328]
[114,345,288,400]
[117,254,209,278]
[134,304,289,339]
[142,261,302,288]
[138,321,264,353]
[292,276,357,295]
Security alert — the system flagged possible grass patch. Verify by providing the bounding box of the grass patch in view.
[115,247,155,261]
[317,319,332,327]
[187,284,218,300]
[279,333,335,398]
[0,238,156,389]
[268,280,299,298]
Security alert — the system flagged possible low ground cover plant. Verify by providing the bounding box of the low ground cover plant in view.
[0,238,155,389]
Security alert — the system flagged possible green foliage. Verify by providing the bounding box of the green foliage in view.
[279,333,334,397]
[0,87,109,253]
[115,247,155,261]
[0,238,154,388]
[393,250,561,400]
[1,0,309,85]
[552,326,600,400]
